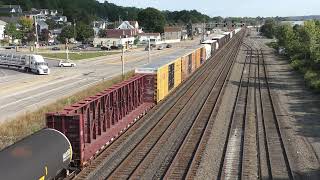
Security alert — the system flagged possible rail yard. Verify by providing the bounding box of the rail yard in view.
[1,25,320,180]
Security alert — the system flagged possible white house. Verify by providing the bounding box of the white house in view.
[53,16,67,24]
[0,20,7,40]
[93,20,107,37]
[138,33,161,45]
[118,21,143,33]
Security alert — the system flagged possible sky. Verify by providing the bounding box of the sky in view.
[99,0,320,17]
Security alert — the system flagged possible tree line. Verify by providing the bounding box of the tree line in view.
[261,19,320,91]
[1,0,212,28]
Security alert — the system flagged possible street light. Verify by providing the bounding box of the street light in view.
[34,15,39,52]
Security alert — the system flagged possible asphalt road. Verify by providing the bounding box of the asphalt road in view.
[0,37,203,122]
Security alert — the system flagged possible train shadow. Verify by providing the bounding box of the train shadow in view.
[267,169,320,180]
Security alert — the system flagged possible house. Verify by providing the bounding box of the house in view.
[0,5,22,14]
[93,37,135,48]
[138,33,161,44]
[106,29,138,38]
[49,28,62,39]
[0,20,7,40]
[50,10,58,16]
[93,20,107,37]
[117,21,143,33]
[164,26,182,41]
[52,16,67,24]
[94,21,107,29]
[39,9,50,15]
[37,20,48,33]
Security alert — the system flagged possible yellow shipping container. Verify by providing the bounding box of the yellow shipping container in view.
[174,58,182,88]
[195,48,201,69]
[156,65,169,102]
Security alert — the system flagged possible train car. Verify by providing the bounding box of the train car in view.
[181,52,195,80]
[235,28,242,34]
[136,45,206,102]
[201,39,218,56]
[223,32,231,42]
[0,129,72,180]
[136,54,182,102]
[231,30,236,38]
[212,34,227,49]
[47,74,155,168]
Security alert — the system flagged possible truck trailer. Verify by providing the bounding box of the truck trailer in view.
[0,53,50,75]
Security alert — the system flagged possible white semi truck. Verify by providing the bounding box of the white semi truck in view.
[0,53,50,75]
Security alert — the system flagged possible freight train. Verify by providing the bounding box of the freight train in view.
[0,28,243,179]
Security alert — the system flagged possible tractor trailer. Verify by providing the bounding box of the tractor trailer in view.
[0,53,50,75]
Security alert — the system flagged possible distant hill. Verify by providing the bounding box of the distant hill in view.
[285,15,320,21]
[0,0,210,25]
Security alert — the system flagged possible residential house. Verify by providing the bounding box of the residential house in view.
[0,16,19,27]
[106,29,138,38]
[164,26,182,41]
[37,20,48,33]
[117,21,143,34]
[50,10,58,16]
[49,28,62,39]
[0,20,7,40]
[52,16,67,24]
[0,5,22,14]
[93,20,107,37]
[192,23,205,35]
[138,33,161,45]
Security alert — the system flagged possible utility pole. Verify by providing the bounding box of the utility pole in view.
[148,38,151,64]
[202,22,205,43]
[34,15,39,53]
[66,39,69,61]
[73,19,76,39]
[120,36,125,80]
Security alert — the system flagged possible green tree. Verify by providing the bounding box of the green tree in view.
[76,23,94,42]
[98,29,106,38]
[58,25,74,43]
[4,23,22,41]
[19,17,34,33]
[138,8,166,33]
[260,19,276,38]
[45,19,62,29]
[40,29,50,42]
[304,20,320,63]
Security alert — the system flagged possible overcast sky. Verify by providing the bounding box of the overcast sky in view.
[99,0,320,17]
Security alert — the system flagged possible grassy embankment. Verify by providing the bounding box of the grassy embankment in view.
[267,42,320,92]
[0,71,134,150]
[41,51,120,60]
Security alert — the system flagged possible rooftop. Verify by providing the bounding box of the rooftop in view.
[136,45,204,70]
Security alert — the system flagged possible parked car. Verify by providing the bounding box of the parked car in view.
[157,45,164,50]
[52,47,60,51]
[71,46,80,51]
[78,44,88,50]
[101,46,111,51]
[166,44,172,48]
[59,61,76,67]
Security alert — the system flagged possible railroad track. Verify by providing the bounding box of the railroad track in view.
[74,31,245,179]
[217,41,294,180]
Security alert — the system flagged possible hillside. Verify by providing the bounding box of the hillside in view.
[0,0,210,25]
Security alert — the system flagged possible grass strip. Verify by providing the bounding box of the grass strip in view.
[41,51,120,60]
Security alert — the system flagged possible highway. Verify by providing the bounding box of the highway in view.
[0,38,201,122]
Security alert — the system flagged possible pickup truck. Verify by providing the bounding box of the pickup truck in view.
[59,61,76,67]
